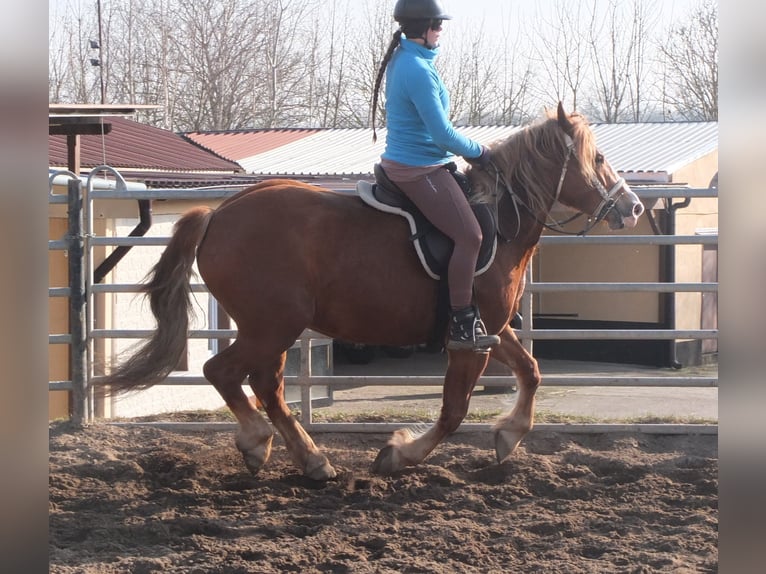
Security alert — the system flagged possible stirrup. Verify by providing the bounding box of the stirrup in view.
[447,307,500,352]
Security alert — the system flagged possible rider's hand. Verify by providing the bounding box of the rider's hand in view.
[465,145,491,169]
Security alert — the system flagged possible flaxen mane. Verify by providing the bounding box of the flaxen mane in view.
[472,109,599,215]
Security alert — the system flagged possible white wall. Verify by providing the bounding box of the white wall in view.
[106,213,227,417]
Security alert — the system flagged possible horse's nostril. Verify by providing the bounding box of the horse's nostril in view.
[634,203,645,217]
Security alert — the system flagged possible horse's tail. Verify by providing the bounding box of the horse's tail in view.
[100,206,214,393]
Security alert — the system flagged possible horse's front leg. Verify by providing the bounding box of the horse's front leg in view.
[489,325,541,462]
[371,350,490,475]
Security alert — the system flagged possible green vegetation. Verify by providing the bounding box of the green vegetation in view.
[101,406,716,426]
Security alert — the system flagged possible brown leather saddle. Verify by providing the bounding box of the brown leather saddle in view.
[356,162,497,280]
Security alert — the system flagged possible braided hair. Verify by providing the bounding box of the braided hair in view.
[371,29,403,143]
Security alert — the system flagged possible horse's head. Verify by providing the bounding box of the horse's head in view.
[554,102,644,230]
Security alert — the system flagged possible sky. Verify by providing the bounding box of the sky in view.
[50,0,704,34]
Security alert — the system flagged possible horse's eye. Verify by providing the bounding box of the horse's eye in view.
[595,153,604,165]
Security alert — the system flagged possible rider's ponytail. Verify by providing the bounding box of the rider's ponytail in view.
[371,29,403,143]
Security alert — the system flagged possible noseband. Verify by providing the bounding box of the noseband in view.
[490,135,626,238]
[591,176,627,223]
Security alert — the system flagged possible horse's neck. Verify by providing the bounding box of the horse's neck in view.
[496,191,550,248]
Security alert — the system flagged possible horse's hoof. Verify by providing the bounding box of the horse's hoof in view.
[241,451,267,476]
[236,432,273,475]
[494,429,523,463]
[371,445,400,475]
[305,453,337,481]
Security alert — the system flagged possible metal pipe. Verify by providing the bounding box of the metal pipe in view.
[67,179,88,425]
[93,199,152,283]
[666,197,693,369]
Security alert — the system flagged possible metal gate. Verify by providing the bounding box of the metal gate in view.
[49,167,717,434]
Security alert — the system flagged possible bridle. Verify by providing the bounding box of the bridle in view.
[488,134,628,239]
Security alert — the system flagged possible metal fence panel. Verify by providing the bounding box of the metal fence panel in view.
[49,169,717,432]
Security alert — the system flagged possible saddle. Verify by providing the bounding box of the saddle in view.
[356,162,497,280]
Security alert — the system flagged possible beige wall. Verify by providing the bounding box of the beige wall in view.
[535,215,661,323]
[671,150,718,333]
[670,151,718,188]
[49,218,69,419]
[103,204,227,418]
[673,200,718,332]
[49,213,110,420]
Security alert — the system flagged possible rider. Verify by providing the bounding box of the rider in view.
[372,0,500,351]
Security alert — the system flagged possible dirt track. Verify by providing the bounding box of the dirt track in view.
[49,420,717,573]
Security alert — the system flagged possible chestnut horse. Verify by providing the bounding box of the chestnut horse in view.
[102,103,644,479]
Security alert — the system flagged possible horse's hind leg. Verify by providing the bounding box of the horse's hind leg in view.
[489,325,541,462]
[371,350,490,475]
[203,341,275,475]
[248,353,337,481]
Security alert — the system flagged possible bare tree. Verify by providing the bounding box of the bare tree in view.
[172,0,273,130]
[139,0,186,130]
[585,0,659,122]
[494,4,535,125]
[49,18,73,102]
[441,17,499,125]
[255,0,322,128]
[49,2,101,104]
[48,0,718,127]
[343,0,394,128]
[530,0,590,112]
[624,0,660,121]
[659,0,718,121]
[99,0,148,107]
[310,0,354,127]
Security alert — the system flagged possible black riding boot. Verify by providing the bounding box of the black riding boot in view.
[447,306,501,351]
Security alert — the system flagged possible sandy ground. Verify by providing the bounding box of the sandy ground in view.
[49,352,717,572]
[50,422,717,573]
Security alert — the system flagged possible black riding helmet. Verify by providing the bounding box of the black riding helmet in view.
[394,0,451,47]
[393,0,452,21]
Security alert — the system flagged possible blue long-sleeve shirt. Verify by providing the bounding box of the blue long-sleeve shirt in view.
[382,37,482,167]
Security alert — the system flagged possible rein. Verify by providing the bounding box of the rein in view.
[487,136,624,240]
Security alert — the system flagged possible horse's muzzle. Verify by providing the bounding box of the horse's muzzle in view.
[607,189,644,230]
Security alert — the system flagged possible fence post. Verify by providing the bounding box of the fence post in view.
[521,265,534,354]
[68,179,88,425]
[299,336,312,425]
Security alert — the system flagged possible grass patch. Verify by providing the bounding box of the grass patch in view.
[111,408,236,423]
[533,410,716,425]
[101,407,716,426]
[310,409,717,425]
[617,415,717,425]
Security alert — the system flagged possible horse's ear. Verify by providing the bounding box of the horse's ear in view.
[556,101,574,137]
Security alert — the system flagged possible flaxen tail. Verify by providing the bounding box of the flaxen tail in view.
[100,206,213,393]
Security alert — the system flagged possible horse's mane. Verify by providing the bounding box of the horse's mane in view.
[472,108,599,213]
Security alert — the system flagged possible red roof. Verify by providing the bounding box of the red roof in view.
[182,129,317,163]
[49,116,242,173]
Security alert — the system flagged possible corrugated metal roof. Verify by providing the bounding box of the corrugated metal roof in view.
[49,116,243,173]
[238,128,386,175]
[590,122,718,175]
[183,129,317,163]
[191,122,717,180]
[233,126,525,176]
[48,116,718,188]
